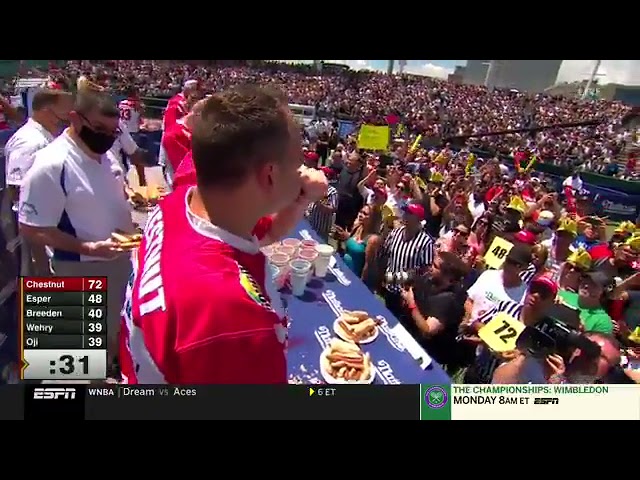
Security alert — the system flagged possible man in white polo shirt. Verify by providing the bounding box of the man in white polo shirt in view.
[3,88,73,275]
[18,90,134,365]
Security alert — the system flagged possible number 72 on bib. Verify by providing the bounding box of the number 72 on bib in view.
[478,312,525,352]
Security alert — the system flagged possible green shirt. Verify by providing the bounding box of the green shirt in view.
[558,290,613,334]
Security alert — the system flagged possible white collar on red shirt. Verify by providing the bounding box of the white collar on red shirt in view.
[184,187,260,254]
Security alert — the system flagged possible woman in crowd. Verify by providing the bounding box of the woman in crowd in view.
[435,223,479,269]
[468,214,493,255]
[333,205,383,285]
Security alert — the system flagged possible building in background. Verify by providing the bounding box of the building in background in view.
[448,65,465,84]
[484,60,562,92]
[462,60,490,85]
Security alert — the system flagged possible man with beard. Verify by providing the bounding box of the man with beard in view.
[400,251,468,372]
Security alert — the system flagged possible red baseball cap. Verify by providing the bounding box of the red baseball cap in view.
[514,230,536,245]
[530,275,558,297]
[402,203,425,220]
[320,166,335,179]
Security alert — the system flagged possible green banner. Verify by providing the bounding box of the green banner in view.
[420,384,452,420]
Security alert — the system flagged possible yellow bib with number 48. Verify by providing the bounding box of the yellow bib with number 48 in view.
[478,312,525,353]
[484,237,515,270]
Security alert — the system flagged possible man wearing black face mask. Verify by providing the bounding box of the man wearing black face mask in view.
[3,88,73,276]
[18,90,135,371]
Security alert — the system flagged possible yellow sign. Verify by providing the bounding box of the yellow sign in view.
[478,312,525,353]
[358,125,390,151]
[484,237,514,270]
[309,387,315,397]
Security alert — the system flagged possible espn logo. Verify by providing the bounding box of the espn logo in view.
[33,388,77,400]
[534,397,559,405]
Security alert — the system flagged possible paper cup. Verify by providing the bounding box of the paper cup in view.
[314,244,335,278]
[301,239,318,249]
[289,259,311,296]
[269,253,291,268]
[276,245,296,257]
[282,238,302,249]
[261,245,276,257]
[298,248,318,262]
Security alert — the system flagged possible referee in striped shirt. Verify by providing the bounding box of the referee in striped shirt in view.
[307,168,338,241]
[463,275,558,383]
[379,203,434,318]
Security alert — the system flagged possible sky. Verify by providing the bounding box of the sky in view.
[276,60,640,86]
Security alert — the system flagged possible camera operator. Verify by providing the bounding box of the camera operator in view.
[400,251,468,372]
[463,275,558,383]
[493,331,621,385]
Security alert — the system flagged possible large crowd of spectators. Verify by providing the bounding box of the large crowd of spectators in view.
[6,60,640,177]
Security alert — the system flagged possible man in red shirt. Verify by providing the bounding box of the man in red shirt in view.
[161,99,206,177]
[159,80,200,186]
[120,85,328,384]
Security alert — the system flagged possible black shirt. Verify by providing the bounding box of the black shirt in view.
[422,193,447,238]
[412,277,467,367]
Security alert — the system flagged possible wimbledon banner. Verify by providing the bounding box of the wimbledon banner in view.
[420,384,640,420]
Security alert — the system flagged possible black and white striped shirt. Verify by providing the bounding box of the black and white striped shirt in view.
[381,226,434,293]
[520,263,536,284]
[307,185,338,241]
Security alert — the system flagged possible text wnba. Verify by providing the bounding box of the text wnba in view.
[33,388,77,400]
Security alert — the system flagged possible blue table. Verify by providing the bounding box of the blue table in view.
[285,221,451,385]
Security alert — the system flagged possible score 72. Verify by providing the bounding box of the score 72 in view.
[85,277,107,291]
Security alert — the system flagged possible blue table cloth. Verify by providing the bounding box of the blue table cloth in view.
[285,221,451,385]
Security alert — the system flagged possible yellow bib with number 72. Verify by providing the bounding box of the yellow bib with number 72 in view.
[484,237,515,270]
[478,312,525,352]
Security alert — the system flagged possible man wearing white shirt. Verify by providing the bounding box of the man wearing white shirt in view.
[563,171,583,192]
[3,88,73,275]
[18,90,133,363]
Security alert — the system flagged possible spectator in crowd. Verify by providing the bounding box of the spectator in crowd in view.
[333,204,382,284]
[464,244,530,325]
[401,251,469,372]
[379,203,433,318]
[558,271,615,334]
[306,169,338,242]
[335,152,366,229]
